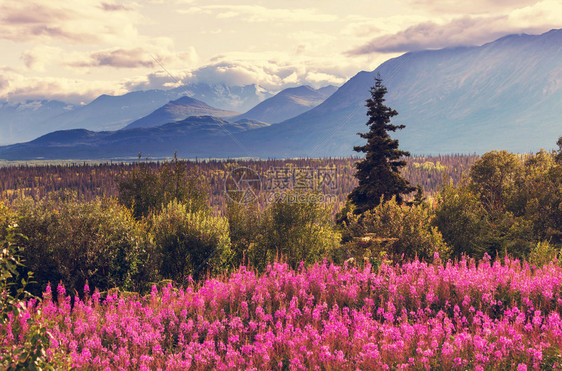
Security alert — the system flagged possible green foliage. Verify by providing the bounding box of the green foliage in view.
[0,201,13,241]
[341,196,448,262]
[256,192,340,270]
[434,180,488,259]
[226,201,261,268]
[435,146,562,260]
[528,241,561,268]
[0,218,58,370]
[556,136,562,164]
[469,150,522,212]
[348,76,415,214]
[514,150,562,243]
[152,200,231,283]
[118,154,208,219]
[14,192,153,296]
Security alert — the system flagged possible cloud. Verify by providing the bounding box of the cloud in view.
[348,7,559,55]
[187,56,348,90]
[21,46,64,71]
[180,5,337,23]
[65,42,198,70]
[0,0,140,44]
[125,53,348,93]
[0,66,127,104]
[100,2,131,12]
[404,0,542,14]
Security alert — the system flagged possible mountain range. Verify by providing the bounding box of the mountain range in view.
[1,29,561,160]
[0,83,274,145]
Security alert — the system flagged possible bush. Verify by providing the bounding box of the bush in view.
[0,200,13,240]
[528,241,561,267]
[118,155,208,219]
[14,192,153,296]
[433,181,488,259]
[226,201,261,268]
[152,200,231,282]
[256,192,341,270]
[342,197,448,262]
[0,224,56,369]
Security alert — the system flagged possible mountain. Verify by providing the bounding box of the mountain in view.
[124,97,239,129]
[34,90,185,134]
[0,100,75,145]
[0,116,269,160]
[171,83,273,112]
[1,29,561,159]
[229,29,562,157]
[233,85,337,124]
[0,83,274,145]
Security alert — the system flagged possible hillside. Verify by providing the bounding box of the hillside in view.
[1,29,561,159]
[233,85,337,124]
[124,96,239,129]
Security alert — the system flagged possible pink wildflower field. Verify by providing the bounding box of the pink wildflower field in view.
[3,255,562,370]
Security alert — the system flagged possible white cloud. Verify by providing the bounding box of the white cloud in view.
[349,0,561,55]
[180,5,337,23]
[0,0,141,44]
[0,66,127,104]
[404,0,542,14]
[124,53,349,93]
[20,46,64,72]
[68,45,198,70]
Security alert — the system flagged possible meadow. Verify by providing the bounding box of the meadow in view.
[3,255,562,369]
[2,150,562,369]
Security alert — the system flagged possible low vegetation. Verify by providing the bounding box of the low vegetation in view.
[3,256,562,369]
[1,144,561,367]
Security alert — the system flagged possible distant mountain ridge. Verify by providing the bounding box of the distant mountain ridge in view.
[0,83,275,144]
[0,100,75,145]
[233,85,337,124]
[1,29,561,160]
[124,96,239,129]
[0,115,268,159]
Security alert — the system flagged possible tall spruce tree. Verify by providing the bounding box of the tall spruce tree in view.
[348,76,415,214]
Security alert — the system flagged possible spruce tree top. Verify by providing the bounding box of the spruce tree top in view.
[348,75,415,214]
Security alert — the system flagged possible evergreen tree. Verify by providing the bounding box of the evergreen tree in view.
[348,76,415,214]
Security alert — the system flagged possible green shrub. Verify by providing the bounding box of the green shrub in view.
[118,155,208,219]
[152,200,231,282]
[433,181,488,259]
[469,150,522,213]
[0,225,58,369]
[0,200,13,240]
[342,197,448,262]
[528,241,561,267]
[15,192,153,296]
[226,201,261,268]
[256,192,341,270]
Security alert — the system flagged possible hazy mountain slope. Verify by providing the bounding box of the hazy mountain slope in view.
[124,97,239,129]
[34,90,186,134]
[233,85,337,124]
[230,29,562,157]
[171,83,273,112]
[0,100,75,145]
[0,116,268,160]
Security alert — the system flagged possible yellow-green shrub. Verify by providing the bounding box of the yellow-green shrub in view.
[152,200,231,282]
[15,192,152,295]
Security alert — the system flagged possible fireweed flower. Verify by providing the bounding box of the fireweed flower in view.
[3,255,562,369]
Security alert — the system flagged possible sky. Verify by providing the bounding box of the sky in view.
[0,0,560,105]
